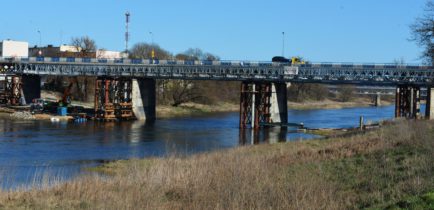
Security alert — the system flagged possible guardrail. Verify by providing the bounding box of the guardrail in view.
[1,57,431,69]
[1,56,278,67]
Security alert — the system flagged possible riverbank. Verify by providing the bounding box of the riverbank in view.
[1,90,394,121]
[156,102,239,119]
[287,98,393,110]
[0,119,432,209]
[155,98,393,119]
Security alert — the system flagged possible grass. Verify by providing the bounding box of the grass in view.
[383,190,434,210]
[287,98,393,110]
[0,119,433,209]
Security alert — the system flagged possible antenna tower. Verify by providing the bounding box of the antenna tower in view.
[125,12,130,53]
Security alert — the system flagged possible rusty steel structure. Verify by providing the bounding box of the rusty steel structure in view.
[114,78,133,120]
[94,77,133,121]
[395,85,421,119]
[0,75,22,105]
[239,82,272,129]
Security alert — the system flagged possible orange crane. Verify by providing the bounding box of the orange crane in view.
[59,78,77,107]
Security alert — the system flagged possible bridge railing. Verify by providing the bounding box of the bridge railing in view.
[1,56,281,67]
[302,62,430,69]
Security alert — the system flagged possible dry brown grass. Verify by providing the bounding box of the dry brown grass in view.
[156,102,238,119]
[0,120,433,210]
[287,98,393,110]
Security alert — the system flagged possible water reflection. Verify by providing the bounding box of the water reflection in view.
[239,127,288,145]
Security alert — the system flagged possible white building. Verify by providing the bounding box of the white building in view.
[60,45,81,52]
[0,40,29,58]
[96,49,125,59]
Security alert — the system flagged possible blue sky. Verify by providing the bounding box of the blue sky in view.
[0,0,428,63]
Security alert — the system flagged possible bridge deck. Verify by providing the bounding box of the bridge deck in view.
[1,57,433,86]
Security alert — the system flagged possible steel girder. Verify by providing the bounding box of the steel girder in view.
[297,66,434,85]
[11,63,288,81]
[5,62,434,85]
[395,85,421,119]
[239,82,272,129]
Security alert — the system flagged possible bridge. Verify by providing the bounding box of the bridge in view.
[1,57,434,128]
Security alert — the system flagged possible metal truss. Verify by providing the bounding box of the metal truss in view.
[2,60,434,85]
[297,65,434,85]
[10,63,288,81]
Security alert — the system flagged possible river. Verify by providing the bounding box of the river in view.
[0,104,423,189]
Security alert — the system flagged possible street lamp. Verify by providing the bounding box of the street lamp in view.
[149,31,154,44]
[149,31,155,60]
[37,30,42,56]
[282,31,285,57]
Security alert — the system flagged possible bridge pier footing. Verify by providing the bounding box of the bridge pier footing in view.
[395,85,421,119]
[239,81,287,129]
[425,87,434,120]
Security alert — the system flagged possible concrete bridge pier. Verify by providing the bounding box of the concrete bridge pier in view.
[239,81,287,129]
[425,87,434,120]
[395,85,421,119]
[21,75,41,105]
[374,93,381,106]
[132,78,156,123]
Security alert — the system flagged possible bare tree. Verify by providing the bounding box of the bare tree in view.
[176,48,220,61]
[71,36,97,52]
[287,83,329,102]
[167,80,203,107]
[410,1,434,65]
[339,85,355,102]
[129,42,172,59]
[393,57,406,65]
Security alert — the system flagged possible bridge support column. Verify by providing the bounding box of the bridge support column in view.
[239,82,287,129]
[21,75,41,105]
[270,82,288,124]
[132,78,156,123]
[3,75,22,105]
[395,85,421,119]
[374,93,381,106]
[94,77,117,121]
[425,87,434,120]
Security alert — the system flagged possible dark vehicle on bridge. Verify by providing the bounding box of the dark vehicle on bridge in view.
[272,56,290,63]
[272,56,306,65]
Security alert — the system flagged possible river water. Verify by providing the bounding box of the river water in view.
[0,105,422,189]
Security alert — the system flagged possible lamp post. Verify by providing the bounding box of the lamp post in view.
[125,12,130,55]
[37,30,42,56]
[149,31,155,60]
[282,31,285,57]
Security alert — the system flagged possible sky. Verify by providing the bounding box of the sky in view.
[0,0,429,63]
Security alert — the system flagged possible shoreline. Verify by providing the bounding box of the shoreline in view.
[0,119,432,209]
[0,99,394,121]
